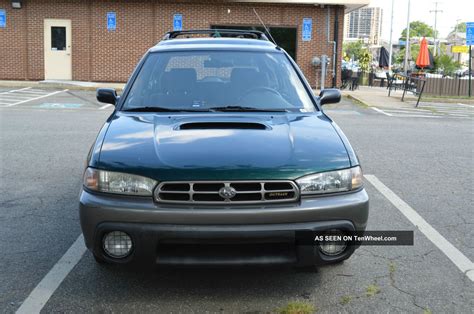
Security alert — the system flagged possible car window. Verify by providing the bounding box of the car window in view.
[123,50,316,112]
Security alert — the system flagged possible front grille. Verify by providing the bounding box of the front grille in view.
[154,181,299,204]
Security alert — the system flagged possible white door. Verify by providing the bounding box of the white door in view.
[44,19,72,80]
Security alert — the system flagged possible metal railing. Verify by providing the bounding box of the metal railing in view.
[162,29,270,41]
[388,74,426,107]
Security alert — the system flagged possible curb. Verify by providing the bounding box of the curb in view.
[345,94,372,108]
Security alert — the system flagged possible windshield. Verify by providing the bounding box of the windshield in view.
[122,51,316,112]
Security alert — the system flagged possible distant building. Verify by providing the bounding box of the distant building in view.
[344,7,382,45]
[445,32,469,65]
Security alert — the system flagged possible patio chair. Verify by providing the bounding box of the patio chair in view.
[350,71,360,91]
[340,69,352,90]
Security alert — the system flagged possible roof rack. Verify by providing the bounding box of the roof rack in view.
[162,29,271,42]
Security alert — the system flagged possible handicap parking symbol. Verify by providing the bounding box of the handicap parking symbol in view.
[0,10,6,28]
[173,14,183,31]
[302,18,312,42]
[107,12,116,31]
[467,22,474,46]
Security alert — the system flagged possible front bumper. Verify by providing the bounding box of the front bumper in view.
[79,188,369,266]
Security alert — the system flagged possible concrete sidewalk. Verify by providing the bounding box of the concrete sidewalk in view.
[343,86,474,109]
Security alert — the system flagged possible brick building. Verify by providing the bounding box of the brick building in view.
[0,0,367,88]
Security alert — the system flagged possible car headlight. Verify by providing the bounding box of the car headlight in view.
[296,166,363,195]
[83,167,157,196]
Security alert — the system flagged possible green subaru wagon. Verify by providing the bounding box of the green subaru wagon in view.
[80,30,369,268]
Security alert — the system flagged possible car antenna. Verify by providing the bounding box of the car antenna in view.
[252,8,277,45]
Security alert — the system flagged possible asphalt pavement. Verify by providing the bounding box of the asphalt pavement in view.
[0,88,473,313]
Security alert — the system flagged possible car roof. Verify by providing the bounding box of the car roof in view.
[149,37,280,53]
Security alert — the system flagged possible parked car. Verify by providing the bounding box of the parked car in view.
[80,29,369,268]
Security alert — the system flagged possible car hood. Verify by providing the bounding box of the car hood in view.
[96,112,351,181]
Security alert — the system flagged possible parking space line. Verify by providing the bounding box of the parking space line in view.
[15,91,53,96]
[382,109,442,115]
[456,103,473,108]
[0,94,38,99]
[99,104,113,110]
[448,114,470,117]
[6,89,68,107]
[371,107,393,116]
[364,175,474,282]
[16,234,86,314]
[0,87,32,93]
[393,114,443,118]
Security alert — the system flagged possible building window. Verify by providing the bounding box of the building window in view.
[51,26,66,51]
[211,25,297,61]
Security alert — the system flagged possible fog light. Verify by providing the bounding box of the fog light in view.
[103,231,132,258]
[318,231,347,256]
[319,241,347,256]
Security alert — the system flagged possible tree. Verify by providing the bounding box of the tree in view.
[400,21,436,40]
[449,22,466,36]
[343,40,365,61]
[358,50,372,73]
[434,55,461,76]
[394,44,420,65]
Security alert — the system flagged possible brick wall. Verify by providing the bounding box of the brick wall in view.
[0,0,345,88]
[0,0,28,80]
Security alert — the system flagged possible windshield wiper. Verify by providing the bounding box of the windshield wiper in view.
[122,106,210,112]
[210,106,288,112]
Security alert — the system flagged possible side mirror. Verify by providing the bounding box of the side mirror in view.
[96,88,118,105]
[319,88,341,106]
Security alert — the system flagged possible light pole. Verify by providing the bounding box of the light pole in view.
[388,0,394,70]
[430,2,443,57]
[455,18,461,62]
[403,0,411,73]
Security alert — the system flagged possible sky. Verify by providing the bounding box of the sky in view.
[368,0,474,40]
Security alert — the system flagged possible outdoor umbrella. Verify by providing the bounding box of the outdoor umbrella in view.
[378,46,390,68]
[416,37,430,69]
[427,49,434,70]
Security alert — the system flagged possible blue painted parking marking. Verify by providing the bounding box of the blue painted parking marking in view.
[38,103,83,109]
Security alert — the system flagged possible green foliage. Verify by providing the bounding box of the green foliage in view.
[449,22,466,35]
[389,261,396,274]
[343,40,372,72]
[394,44,420,65]
[339,295,352,305]
[400,21,436,39]
[434,54,462,75]
[343,40,365,61]
[366,284,381,297]
[277,301,316,314]
[358,50,372,73]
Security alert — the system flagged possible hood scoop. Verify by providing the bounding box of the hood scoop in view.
[179,122,268,130]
